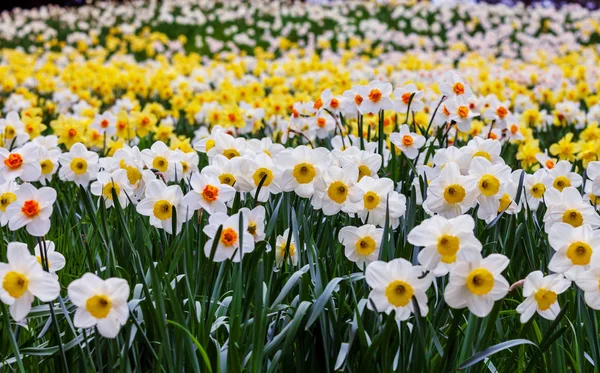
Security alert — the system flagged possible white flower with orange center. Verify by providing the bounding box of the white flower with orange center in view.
[182,172,235,215]
[203,212,255,262]
[353,81,394,115]
[408,214,482,276]
[136,180,191,235]
[516,271,570,323]
[312,164,364,216]
[438,72,474,100]
[548,223,600,281]
[535,152,557,171]
[338,224,383,270]
[90,111,117,136]
[0,143,41,182]
[444,249,510,317]
[90,169,133,209]
[392,84,424,114]
[6,183,56,237]
[320,89,342,114]
[365,258,433,321]
[444,96,480,132]
[67,273,130,338]
[312,111,336,139]
[423,162,477,218]
[390,124,426,160]
[58,142,99,187]
[0,242,60,321]
[483,96,511,128]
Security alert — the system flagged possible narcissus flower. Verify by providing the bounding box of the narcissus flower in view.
[408,214,482,276]
[547,160,582,192]
[548,223,600,280]
[203,212,254,262]
[278,145,332,198]
[33,240,65,278]
[575,264,600,310]
[6,183,56,237]
[136,180,191,234]
[0,143,41,182]
[58,142,99,187]
[275,228,299,267]
[240,205,266,242]
[338,224,383,269]
[365,258,433,320]
[313,164,364,216]
[182,172,235,215]
[354,81,394,114]
[90,169,133,208]
[67,273,130,338]
[543,187,600,231]
[423,162,477,218]
[0,242,60,321]
[516,271,570,323]
[469,157,511,221]
[0,180,18,226]
[444,250,510,317]
[390,125,425,160]
[524,168,552,210]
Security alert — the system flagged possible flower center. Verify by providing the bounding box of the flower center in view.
[466,268,494,295]
[553,176,571,192]
[21,200,40,218]
[531,183,546,199]
[202,185,219,201]
[354,94,363,106]
[545,159,555,169]
[457,106,470,119]
[330,98,340,108]
[328,181,349,204]
[153,200,172,220]
[223,148,240,159]
[401,92,412,105]
[355,236,377,256]
[293,162,316,184]
[472,151,491,161]
[316,117,327,128]
[219,173,236,186]
[437,234,460,259]
[86,294,112,319]
[70,157,88,175]
[313,98,323,110]
[496,106,508,118]
[253,167,274,187]
[566,241,592,265]
[4,125,16,139]
[443,184,466,204]
[368,89,382,103]
[478,174,500,196]
[0,192,16,212]
[498,193,512,212]
[4,153,23,170]
[280,243,296,258]
[100,119,110,128]
[2,271,29,298]
[40,159,54,175]
[125,166,142,184]
[152,156,168,172]
[358,165,371,181]
[385,280,414,307]
[247,221,257,235]
[68,128,77,137]
[562,209,583,227]
[402,135,414,147]
[453,82,465,95]
[221,228,238,247]
[363,191,380,210]
[534,288,557,311]
[102,182,121,200]
[510,124,519,134]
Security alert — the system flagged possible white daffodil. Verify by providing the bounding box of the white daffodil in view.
[240,205,266,242]
[6,183,56,237]
[203,212,254,262]
[0,143,41,182]
[33,240,66,278]
[548,222,600,281]
[90,169,133,208]
[136,180,190,234]
[390,124,425,160]
[278,145,332,198]
[58,142,99,187]
[356,176,406,228]
[423,162,477,218]
[338,224,383,270]
[182,172,235,215]
[313,164,364,216]
[516,271,570,323]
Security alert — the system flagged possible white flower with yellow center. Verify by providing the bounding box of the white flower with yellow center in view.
[356,176,406,228]
[37,146,61,184]
[408,214,482,276]
[516,271,571,323]
[547,160,581,192]
[90,170,133,209]
[182,172,235,215]
[67,273,129,339]
[0,111,29,148]
[461,136,502,167]
[390,125,425,160]
[275,228,300,267]
[524,168,552,211]
[58,142,99,187]
[0,143,41,182]
[423,162,477,218]
[548,223,600,281]
[312,164,364,216]
[0,242,60,321]
[246,138,285,160]
[242,152,282,202]
[365,258,433,321]
[6,183,56,237]
[136,180,191,235]
[203,212,254,262]
[433,146,470,174]
[585,161,600,201]
[141,141,179,182]
[469,157,511,221]
[444,249,510,317]
[338,224,383,269]
[240,205,266,242]
[173,150,199,182]
[33,240,65,279]
[337,147,382,181]
[206,131,248,161]
[575,264,600,310]
[0,180,18,226]
[278,145,332,198]
[543,187,600,232]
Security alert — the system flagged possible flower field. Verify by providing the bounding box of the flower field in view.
[2,0,600,371]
